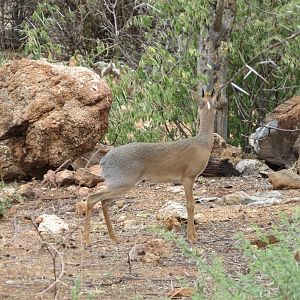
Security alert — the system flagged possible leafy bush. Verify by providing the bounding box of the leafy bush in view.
[0,182,13,218]
[228,0,300,148]
[20,2,62,60]
[106,0,300,146]
[0,52,7,67]
[161,210,300,299]
[18,1,300,148]
[71,277,82,300]
[0,182,24,218]
[0,197,12,218]
[105,1,209,145]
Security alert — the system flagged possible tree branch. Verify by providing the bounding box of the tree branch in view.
[225,31,300,89]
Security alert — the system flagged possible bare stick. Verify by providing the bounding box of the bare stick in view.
[31,219,66,298]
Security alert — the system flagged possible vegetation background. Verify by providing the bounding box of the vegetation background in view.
[0,1,300,298]
[0,0,299,150]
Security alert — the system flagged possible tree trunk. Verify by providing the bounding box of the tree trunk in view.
[197,0,236,141]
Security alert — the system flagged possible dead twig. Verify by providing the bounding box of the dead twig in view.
[31,218,66,299]
[41,159,72,187]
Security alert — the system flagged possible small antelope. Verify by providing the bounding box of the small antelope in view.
[83,89,218,244]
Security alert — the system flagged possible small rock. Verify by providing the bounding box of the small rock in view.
[118,214,137,229]
[243,191,283,206]
[75,201,87,216]
[145,239,171,257]
[158,201,187,220]
[123,218,138,230]
[166,186,183,194]
[253,191,282,198]
[116,200,125,209]
[217,191,249,206]
[42,170,57,187]
[128,244,145,261]
[95,182,106,188]
[128,239,171,264]
[18,183,35,200]
[141,252,160,263]
[36,214,69,233]
[88,164,102,176]
[235,159,271,176]
[66,185,78,192]
[55,170,75,186]
[23,230,37,239]
[194,213,203,224]
[167,287,195,298]
[250,235,279,249]
[268,170,300,189]
[163,215,181,231]
[196,196,218,203]
[223,183,233,188]
[74,168,103,187]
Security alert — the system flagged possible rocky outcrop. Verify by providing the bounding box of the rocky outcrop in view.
[249,96,300,168]
[0,59,112,181]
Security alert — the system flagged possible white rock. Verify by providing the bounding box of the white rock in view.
[158,201,187,220]
[37,214,69,233]
[243,190,283,206]
[196,196,218,203]
[249,120,278,152]
[166,186,184,194]
[219,191,250,205]
[235,159,270,175]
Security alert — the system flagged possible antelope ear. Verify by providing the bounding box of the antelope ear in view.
[190,90,202,103]
[190,90,206,108]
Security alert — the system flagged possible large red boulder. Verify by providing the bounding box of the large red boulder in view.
[0,59,112,181]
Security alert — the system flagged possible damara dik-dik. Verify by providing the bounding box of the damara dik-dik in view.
[83,89,218,245]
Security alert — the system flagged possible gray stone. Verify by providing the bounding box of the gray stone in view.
[243,191,283,205]
[235,159,271,175]
[55,170,75,186]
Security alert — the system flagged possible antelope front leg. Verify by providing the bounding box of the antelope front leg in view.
[182,177,197,243]
[101,199,118,242]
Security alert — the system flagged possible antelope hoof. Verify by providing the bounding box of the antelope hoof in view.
[109,233,118,243]
[188,230,198,244]
[84,238,91,247]
[83,232,92,247]
[188,235,197,244]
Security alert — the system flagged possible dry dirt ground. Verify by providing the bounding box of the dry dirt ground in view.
[0,175,299,300]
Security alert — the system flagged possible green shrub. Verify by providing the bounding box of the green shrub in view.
[20,2,62,60]
[0,182,24,218]
[71,277,82,300]
[0,52,7,67]
[0,197,12,218]
[160,210,300,299]
[0,182,13,218]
